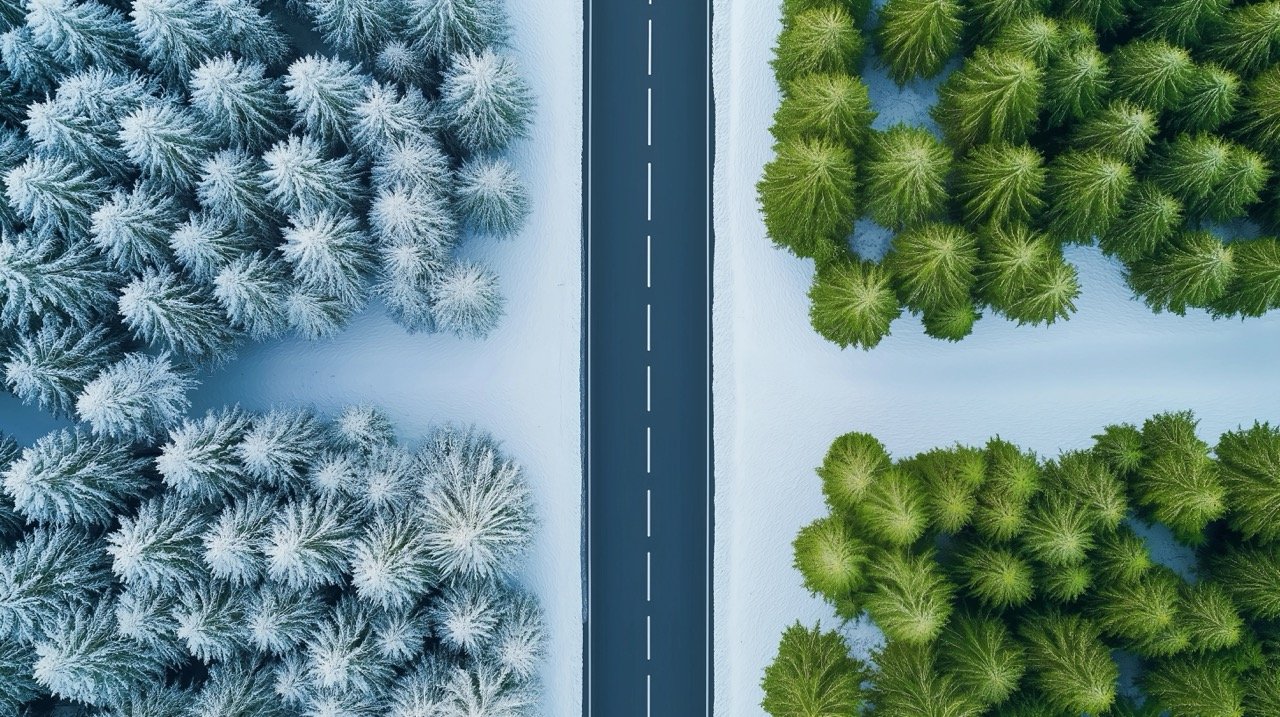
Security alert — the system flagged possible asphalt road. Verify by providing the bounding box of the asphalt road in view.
[583,1,713,715]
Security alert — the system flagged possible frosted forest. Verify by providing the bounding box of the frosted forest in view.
[0,0,547,713]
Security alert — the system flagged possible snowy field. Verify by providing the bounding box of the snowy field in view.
[711,1,1280,715]
[0,1,583,714]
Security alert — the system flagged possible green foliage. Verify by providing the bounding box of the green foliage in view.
[957,542,1035,608]
[784,0,873,25]
[966,0,1049,41]
[921,300,980,341]
[1109,40,1194,113]
[1133,411,1226,543]
[875,0,963,84]
[1097,182,1182,263]
[808,259,903,349]
[1055,0,1127,34]
[759,136,858,264]
[793,516,869,613]
[1090,568,1185,655]
[870,640,982,717]
[938,615,1025,706]
[1219,238,1280,318]
[886,223,979,313]
[933,48,1042,150]
[1019,612,1118,715]
[857,467,929,546]
[818,432,892,513]
[990,14,1062,67]
[1216,422,1280,541]
[1039,561,1092,603]
[863,125,952,228]
[1143,655,1245,717]
[1131,231,1235,317]
[956,144,1046,228]
[1092,423,1145,476]
[1070,101,1156,163]
[1206,2,1280,77]
[1180,582,1244,652]
[1238,66,1280,155]
[864,549,955,644]
[774,6,865,87]
[912,446,985,533]
[1045,451,1126,530]
[761,623,868,717]
[1212,544,1280,619]
[1043,150,1133,244]
[772,73,877,147]
[978,223,1079,326]
[1093,524,1153,583]
[1170,64,1239,133]
[1137,0,1229,46]
[972,438,1039,541]
[1021,493,1095,567]
[1043,43,1108,126]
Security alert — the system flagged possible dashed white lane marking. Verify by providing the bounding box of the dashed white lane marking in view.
[647,488,652,536]
[646,235,652,288]
[647,614,652,659]
[646,303,651,351]
[646,551,652,601]
[646,162,652,221]
[648,20,652,76]
[646,365,651,412]
[647,88,652,147]
[646,426,651,474]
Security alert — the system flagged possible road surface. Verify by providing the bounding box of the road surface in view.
[584,0,713,715]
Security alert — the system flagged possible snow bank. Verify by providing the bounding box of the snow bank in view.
[0,0,583,712]
[712,1,1280,714]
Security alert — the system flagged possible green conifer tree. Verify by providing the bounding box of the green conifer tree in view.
[864,549,954,644]
[773,5,863,87]
[1043,43,1108,127]
[886,222,979,314]
[771,73,877,147]
[1043,151,1132,244]
[1019,612,1118,715]
[759,136,858,264]
[933,48,1042,150]
[761,623,868,717]
[875,0,963,84]
[863,125,952,228]
[1131,232,1235,316]
[955,143,1046,228]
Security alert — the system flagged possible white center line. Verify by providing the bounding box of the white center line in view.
[646,162,652,222]
[646,365,651,412]
[646,235,652,288]
[646,614,652,660]
[646,303,651,351]
[647,88,652,147]
[646,674,652,717]
[646,488,652,536]
[646,426,651,474]
[646,551,652,601]
[647,19,652,76]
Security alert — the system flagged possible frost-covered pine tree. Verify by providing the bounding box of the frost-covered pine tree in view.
[76,353,194,441]
[388,655,454,717]
[169,211,262,283]
[24,0,136,71]
[284,55,368,146]
[431,579,502,656]
[107,492,211,591]
[2,427,149,526]
[197,148,279,231]
[118,101,214,190]
[0,233,116,328]
[372,133,454,192]
[104,686,195,717]
[352,81,432,156]
[5,155,110,238]
[205,0,290,67]
[377,241,441,332]
[0,128,30,234]
[0,526,111,642]
[285,286,363,339]
[202,491,276,583]
[358,444,419,511]
[440,49,534,153]
[237,409,323,487]
[492,587,545,681]
[24,95,130,181]
[1,26,65,92]
[32,600,167,707]
[306,450,360,498]
[190,55,288,150]
[213,252,292,340]
[90,183,181,273]
[306,596,397,695]
[130,0,220,84]
[173,580,250,662]
[304,0,403,60]
[281,209,376,302]
[429,261,505,339]
[192,657,288,717]
[265,497,359,588]
[376,40,434,88]
[261,134,364,215]
[119,269,238,361]
[375,604,430,664]
[53,67,156,128]
[4,322,119,416]
[419,426,533,580]
[245,585,325,655]
[350,512,437,609]
[370,181,458,256]
[455,157,530,237]
[406,0,508,61]
[336,404,396,453]
[438,660,537,717]
[157,407,253,502]
[0,636,38,715]
[115,584,185,667]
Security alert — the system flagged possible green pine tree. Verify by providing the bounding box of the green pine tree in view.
[761,623,868,717]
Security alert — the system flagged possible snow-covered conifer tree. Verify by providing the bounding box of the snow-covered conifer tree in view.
[358,445,418,511]
[265,497,359,588]
[203,491,276,583]
[237,409,323,487]
[245,585,325,655]
[285,286,363,339]
[352,81,432,156]
[5,155,110,237]
[281,209,376,301]
[2,427,149,526]
[32,600,167,707]
[306,450,360,498]
[0,436,20,540]
[372,133,453,192]
[493,587,545,681]
[170,211,261,283]
[375,605,430,664]
[90,184,180,272]
[105,686,195,717]
[376,40,433,87]
[190,55,288,149]
[0,637,38,714]
[261,134,364,215]
[213,252,292,340]
[389,655,453,717]
[284,55,367,146]
[306,596,395,695]
[370,181,458,256]
[429,261,505,339]
[0,233,116,328]
[420,426,532,581]
[0,526,111,642]
[77,353,194,441]
[0,128,29,234]
[336,405,396,453]
[157,407,252,502]
[114,584,185,667]
[440,49,534,153]
[130,0,220,84]
[25,97,130,181]
[351,512,437,609]
[192,658,289,717]
[377,242,440,332]
[273,651,312,706]
[406,0,508,61]
[4,322,119,416]
[118,101,214,190]
[1,26,65,92]
[173,580,250,662]
[108,493,211,591]
[205,0,290,67]
[119,269,238,361]
[455,157,530,237]
[53,67,156,127]
[431,578,502,655]
[24,0,136,70]
[197,148,278,231]
[438,660,537,717]
[304,0,403,59]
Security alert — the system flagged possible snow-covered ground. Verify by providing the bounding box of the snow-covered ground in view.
[0,1,583,713]
[711,1,1280,715]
